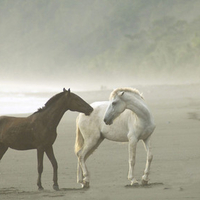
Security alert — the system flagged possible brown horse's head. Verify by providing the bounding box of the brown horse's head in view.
[64,88,93,115]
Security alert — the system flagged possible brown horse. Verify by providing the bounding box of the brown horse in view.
[0,88,93,190]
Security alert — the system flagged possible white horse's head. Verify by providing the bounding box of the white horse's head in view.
[104,88,143,125]
[104,90,126,125]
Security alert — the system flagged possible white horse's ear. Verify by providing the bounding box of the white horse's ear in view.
[119,91,124,96]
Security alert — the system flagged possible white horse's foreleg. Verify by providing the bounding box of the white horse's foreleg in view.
[142,137,153,185]
[128,137,138,185]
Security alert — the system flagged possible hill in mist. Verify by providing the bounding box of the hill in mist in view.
[0,0,200,88]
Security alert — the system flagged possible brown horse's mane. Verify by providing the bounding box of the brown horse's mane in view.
[33,91,66,114]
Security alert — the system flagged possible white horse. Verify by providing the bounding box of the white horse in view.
[75,87,156,188]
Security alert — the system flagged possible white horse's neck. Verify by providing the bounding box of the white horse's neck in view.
[125,93,153,124]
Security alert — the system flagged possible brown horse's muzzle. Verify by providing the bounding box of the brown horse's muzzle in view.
[85,106,93,116]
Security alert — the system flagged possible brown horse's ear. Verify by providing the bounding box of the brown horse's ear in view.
[63,88,67,92]
[68,88,71,93]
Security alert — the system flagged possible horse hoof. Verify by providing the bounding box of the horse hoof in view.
[82,181,90,189]
[53,185,59,191]
[130,179,139,186]
[38,186,44,191]
[141,179,148,185]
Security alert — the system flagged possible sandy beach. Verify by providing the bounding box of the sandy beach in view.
[0,84,200,200]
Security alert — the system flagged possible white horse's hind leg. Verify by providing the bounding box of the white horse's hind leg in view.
[77,161,83,184]
[78,137,103,188]
[78,150,90,187]
[141,137,153,185]
[127,136,138,185]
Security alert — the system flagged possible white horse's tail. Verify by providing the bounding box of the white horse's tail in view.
[75,116,84,155]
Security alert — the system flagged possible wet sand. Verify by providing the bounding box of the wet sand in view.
[0,84,200,200]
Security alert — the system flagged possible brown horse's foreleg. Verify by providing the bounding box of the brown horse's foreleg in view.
[0,143,8,160]
[37,148,44,190]
[45,146,59,191]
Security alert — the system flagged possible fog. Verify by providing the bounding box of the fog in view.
[1,0,200,93]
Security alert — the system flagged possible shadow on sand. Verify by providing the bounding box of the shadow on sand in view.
[60,187,88,191]
[0,186,87,196]
[125,182,164,188]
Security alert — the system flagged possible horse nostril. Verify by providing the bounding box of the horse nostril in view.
[89,108,93,114]
[104,118,108,124]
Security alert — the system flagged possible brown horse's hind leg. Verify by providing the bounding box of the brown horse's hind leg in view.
[45,146,59,191]
[0,143,8,160]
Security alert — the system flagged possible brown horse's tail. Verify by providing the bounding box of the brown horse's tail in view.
[75,116,84,155]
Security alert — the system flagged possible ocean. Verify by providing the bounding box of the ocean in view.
[0,91,50,116]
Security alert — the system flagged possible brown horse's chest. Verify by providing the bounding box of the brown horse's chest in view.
[35,129,57,147]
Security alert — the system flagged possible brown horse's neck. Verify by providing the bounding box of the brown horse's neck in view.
[32,97,68,129]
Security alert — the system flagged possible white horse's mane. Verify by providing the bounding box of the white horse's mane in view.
[109,87,143,100]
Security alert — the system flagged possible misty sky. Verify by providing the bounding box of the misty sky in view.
[1,0,200,91]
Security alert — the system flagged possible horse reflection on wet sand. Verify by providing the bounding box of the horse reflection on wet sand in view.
[0,88,93,190]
